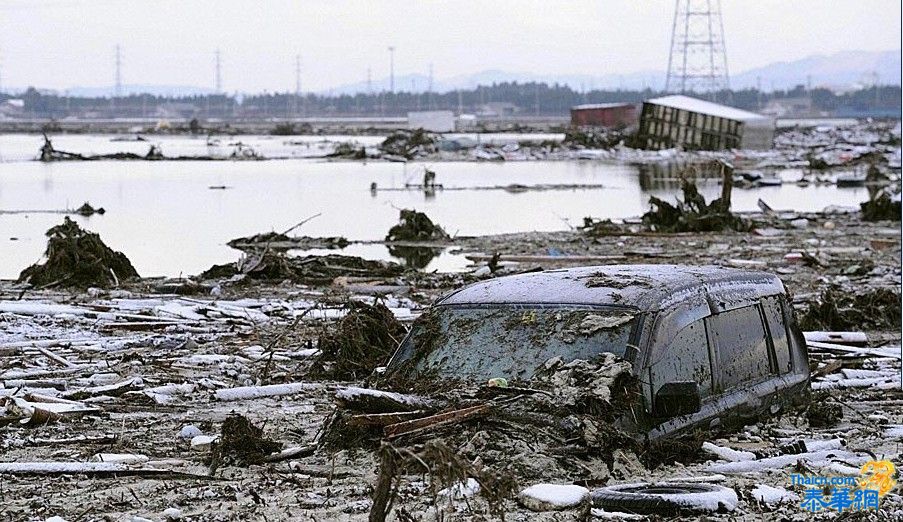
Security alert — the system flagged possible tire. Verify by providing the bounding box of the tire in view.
[591,482,738,516]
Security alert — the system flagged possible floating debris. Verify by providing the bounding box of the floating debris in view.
[385,209,449,242]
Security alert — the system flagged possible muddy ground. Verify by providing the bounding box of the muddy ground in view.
[0,208,901,521]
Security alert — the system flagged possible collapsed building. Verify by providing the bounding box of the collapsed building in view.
[636,95,775,151]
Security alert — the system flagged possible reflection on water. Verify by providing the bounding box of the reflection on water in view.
[637,162,723,191]
[295,245,469,273]
[386,245,442,269]
[0,135,873,279]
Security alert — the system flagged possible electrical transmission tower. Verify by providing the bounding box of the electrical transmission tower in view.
[665,0,729,93]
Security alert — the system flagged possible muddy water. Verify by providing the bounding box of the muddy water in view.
[0,135,871,279]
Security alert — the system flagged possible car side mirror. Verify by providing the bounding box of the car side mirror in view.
[653,381,701,418]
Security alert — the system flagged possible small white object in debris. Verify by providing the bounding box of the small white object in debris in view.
[190,435,218,451]
[473,266,491,276]
[790,218,809,228]
[701,442,756,462]
[518,484,589,511]
[438,478,480,499]
[885,425,903,438]
[92,453,149,465]
[89,373,121,385]
[44,517,67,522]
[179,425,202,439]
[590,508,644,519]
[752,484,796,504]
[162,507,182,520]
[214,382,318,401]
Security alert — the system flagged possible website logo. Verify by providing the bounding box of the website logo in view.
[792,460,896,512]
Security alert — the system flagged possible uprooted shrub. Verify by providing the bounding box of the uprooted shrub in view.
[370,441,517,521]
[209,414,282,470]
[385,209,449,242]
[860,192,901,221]
[18,217,139,288]
[798,285,901,331]
[642,180,747,233]
[312,301,407,380]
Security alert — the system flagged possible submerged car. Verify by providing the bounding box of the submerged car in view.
[385,264,811,441]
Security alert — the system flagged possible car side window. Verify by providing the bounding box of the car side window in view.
[707,305,773,390]
[650,320,712,399]
[761,297,791,374]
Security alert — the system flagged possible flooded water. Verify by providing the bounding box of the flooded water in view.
[0,134,872,279]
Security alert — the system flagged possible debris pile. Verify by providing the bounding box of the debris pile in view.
[385,209,449,242]
[860,191,901,221]
[210,414,282,469]
[327,141,367,159]
[74,202,106,216]
[798,285,901,331]
[200,252,404,285]
[18,217,139,288]
[563,127,625,149]
[226,232,349,251]
[332,353,644,490]
[642,180,746,233]
[312,301,408,380]
[378,129,437,159]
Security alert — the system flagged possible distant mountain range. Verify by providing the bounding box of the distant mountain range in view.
[328,50,900,94]
[11,49,900,97]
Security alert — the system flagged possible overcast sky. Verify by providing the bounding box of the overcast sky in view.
[0,0,899,92]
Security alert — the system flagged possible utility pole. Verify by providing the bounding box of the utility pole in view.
[114,44,122,97]
[428,63,434,110]
[534,83,539,116]
[387,46,395,93]
[756,75,762,109]
[215,49,222,93]
[293,54,301,118]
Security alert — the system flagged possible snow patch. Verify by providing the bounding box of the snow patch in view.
[519,483,589,511]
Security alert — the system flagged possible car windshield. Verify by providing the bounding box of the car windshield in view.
[388,304,638,381]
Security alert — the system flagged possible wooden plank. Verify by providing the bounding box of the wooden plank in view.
[384,404,490,439]
[347,411,426,428]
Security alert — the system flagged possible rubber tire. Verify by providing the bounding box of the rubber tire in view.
[591,482,734,516]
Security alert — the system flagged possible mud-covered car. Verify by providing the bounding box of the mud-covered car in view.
[385,264,811,441]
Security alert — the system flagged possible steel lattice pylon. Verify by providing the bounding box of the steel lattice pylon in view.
[665,0,730,93]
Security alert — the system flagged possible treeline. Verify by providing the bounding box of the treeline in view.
[2,82,900,119]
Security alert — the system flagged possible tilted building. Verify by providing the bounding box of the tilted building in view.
[637,95,774,151]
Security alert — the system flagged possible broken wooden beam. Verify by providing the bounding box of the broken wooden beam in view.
[384,404,490,439]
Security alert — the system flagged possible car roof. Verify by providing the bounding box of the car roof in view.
[436,264,785,312]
